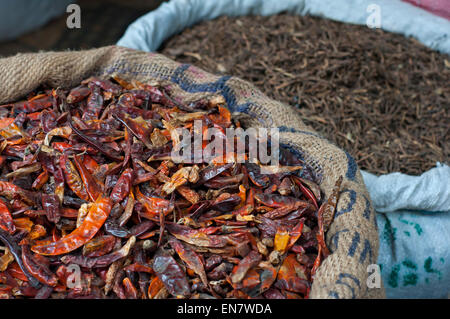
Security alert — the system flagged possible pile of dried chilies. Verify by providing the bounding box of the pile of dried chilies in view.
[0,76,342,299]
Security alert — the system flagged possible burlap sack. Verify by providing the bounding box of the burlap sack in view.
[0,45,385,299]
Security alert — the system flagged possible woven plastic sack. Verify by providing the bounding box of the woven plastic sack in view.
[0,45,385,299]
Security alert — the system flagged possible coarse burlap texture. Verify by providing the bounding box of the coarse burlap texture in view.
[0,45,385,299]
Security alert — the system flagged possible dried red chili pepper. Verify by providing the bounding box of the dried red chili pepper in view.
[31,197,113,256]
[0,229,41,288]
[73,154,103,202]
[110,168,134,203]
[0,198,15,234]
[60,154,90,202]
[230,251,262,284]
[153,248,191,298]
[169,237,208,288]
[41,194,61,224]
[0,75,341,299]
[21,245,58,287]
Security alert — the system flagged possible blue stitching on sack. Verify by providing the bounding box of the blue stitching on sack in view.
[280,143,310,180]
[233,102,253,113]
[171,65,271,122]
[279,143,306,162]
[331,229,350,250]
[335,273,361,299]
[171,64,239,106]
[279,142,323,183]
[328,291,340,299]
[335,189,357,218]
[362,195,371,220]
[218,83,238,110]
[359,239,373,264]
[347,231,360,257]
[373,212,378,231]
[171,64,232,94]
[345,151,357,181]
[338,273,361,288]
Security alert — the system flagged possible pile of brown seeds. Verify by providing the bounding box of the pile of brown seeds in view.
[160,14,450,175]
